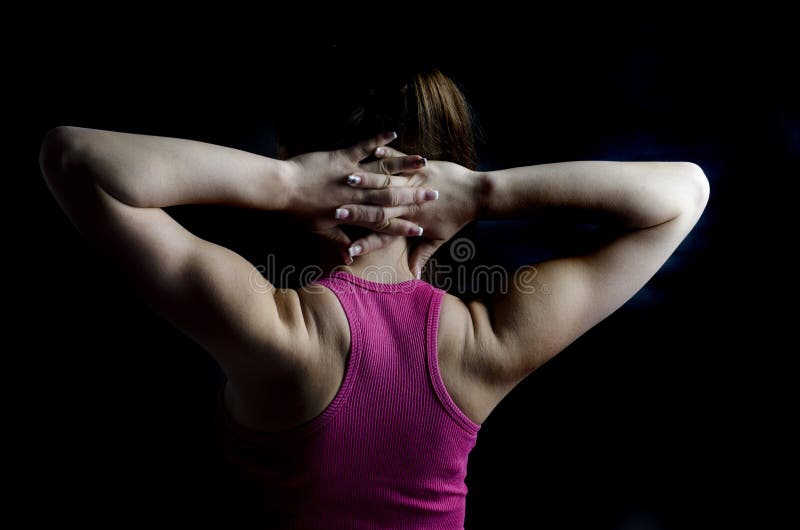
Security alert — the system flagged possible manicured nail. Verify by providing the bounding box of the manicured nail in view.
[416,157,428,167]
[335,208,349,219]
[374,147,386,157]
[424,189,439,201]
[409,226,423,236]
[347,175,361,185]
[349,244,362,257]
[384,131,398,140]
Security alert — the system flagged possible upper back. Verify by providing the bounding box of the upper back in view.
[217,270,481,527]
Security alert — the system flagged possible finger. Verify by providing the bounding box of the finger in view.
[369,218,426,237]
[373,145,409,159]
[345,131,398,162]
[346,172,408,189]
[361,187,439,207]
[358,155,427,176]
[346,232,395,257]
[338,184,438,208]
[315,225,351,247]
[341,248,354,265]
[409,240,445,279]
[336,205,425,236]
[312,226,353,263]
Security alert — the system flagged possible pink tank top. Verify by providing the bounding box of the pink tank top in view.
[215,270,481,528]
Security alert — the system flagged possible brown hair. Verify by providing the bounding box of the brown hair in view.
[276,68,478,170]
[275,67,480,292]
[353,69,477,170]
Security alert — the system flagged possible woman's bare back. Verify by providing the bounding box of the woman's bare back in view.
[222,281,496,434]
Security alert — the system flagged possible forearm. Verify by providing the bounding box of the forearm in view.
[44,126,290,209]
[479,161,708,228]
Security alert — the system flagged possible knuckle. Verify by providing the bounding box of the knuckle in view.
[350,189,364,203]
[390,190,403,207]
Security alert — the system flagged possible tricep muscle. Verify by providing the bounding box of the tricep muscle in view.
[464,199,707,400]
[41,152,305,382]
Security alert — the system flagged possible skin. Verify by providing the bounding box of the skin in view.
[39,126,710,433]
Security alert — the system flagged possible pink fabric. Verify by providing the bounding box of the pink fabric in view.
[215,270,480,529]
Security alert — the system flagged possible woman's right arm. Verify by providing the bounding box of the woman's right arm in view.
[473,161,709,373]
[347,158,709,421]
[475,162,710,418]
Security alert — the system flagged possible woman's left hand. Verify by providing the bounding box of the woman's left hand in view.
[283,131,438,253]
[339,146,482,276]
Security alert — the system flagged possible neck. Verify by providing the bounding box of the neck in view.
[317,237,415,283]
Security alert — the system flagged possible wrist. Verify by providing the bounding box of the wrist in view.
[471,169,494,220]
[278,159,298,211]
[257,158,295,211]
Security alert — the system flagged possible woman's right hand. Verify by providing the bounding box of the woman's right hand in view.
[342,147,485,276]
[284,133,439,263]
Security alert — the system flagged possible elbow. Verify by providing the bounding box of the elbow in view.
[677,162,711,214]
[39,126,86,180]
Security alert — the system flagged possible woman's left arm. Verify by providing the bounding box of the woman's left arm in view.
[38,126,435,385]
[54,125,295,209]
[48,126,430,212]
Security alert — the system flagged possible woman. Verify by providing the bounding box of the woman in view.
[39,69,709,528]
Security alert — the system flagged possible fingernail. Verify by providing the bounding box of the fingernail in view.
[335,208,349,219]
[347,175,361,185]
[384,131,398,140]
[374,147,386,157]
[416,157,427,167]
[415,267,421,279]
[424,189,439,201]
[349,244,362,257]
[409,226,423,236]
[345,256,353,265]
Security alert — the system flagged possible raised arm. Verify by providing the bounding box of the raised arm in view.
[471,162,709,417]
[480,162,707,348]
[38,126,436,390]
[346,155,709,421]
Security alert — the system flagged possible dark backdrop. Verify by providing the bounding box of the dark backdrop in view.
[18,7,795,529]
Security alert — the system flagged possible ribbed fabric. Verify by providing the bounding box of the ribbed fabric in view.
[215,270,481,529]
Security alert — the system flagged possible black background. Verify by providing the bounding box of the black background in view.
[17,6,796,529]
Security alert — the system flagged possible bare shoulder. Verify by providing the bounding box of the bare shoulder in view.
[437,293,511,425]
[225,284,350,432]
[295,283,351,362]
